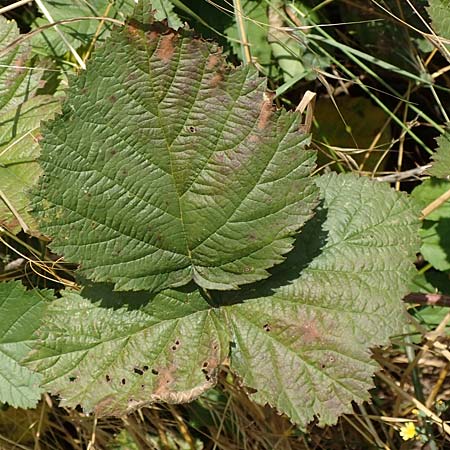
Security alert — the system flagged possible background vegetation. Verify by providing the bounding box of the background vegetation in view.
[0,0,450,448]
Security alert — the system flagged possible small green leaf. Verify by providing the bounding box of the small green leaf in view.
[225,0,273,69]
[427,0,450,50]
[429,132,450,180]
[27,285,228,415]
[31,0,182,57]
[0,17,41,112]
[151,0,183,29]
[31,0,136,56]
[34,16,318,293]
[412,179,450,271]
[0,96,60,233]
[226,174,420,427]
[0,282,47,409]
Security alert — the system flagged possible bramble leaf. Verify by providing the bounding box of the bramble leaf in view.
[429,132,450,180]
[226,174,420,427]
[27,286,228,415]
[31,0,182,57]
[33,15,318,293]
[31,0,135,56]
[0,17,41,112]
[412,179,450,271]
[29,174,420,426]
[427,0,450,50]
[0,96,60,233]
[0,282,47,409]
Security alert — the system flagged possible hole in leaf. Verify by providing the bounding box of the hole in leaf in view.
[263,323,271,332]
[69,376,77,382]
[105,375,111,382]
[188,126,196,133]
[134,368,144,376]
[151,369,159,375]
[143,366,149,372]
[121,378,126,385]
[202,361,208,368]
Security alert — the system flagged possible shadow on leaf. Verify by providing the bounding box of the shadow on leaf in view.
[214,200,329,305]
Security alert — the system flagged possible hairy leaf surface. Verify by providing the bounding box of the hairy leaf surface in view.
[226,174,420,427]
[0,282,47,408]
[0,96,60,232]
[27,286,228,415]
[34,15,318,292]
[29,174,420,426]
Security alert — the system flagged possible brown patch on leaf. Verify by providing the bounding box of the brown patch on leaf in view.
[126,24,141,41]
[94,395,115,416]
[147,30,160,43]
[153,365,176,397]
[299,320,322,344]
[157,32,177,63]
[258,92,275,130]
[33,133,43,143]
[209,72,224,89]
[207,53,221,70]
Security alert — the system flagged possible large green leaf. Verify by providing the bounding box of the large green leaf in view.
[429,132,450,180]
[0,282,47,409]
[27,285,228,415]
[31,0,182,56]
[225,174,420,427]
[0,17,41,112]
[29,174,420,426]
[0,96,61,233]
[33,13,318,293]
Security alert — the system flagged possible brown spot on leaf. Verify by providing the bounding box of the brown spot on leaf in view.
[258,93,275,130]
[147,31,160,43]
[299,320,321,344]
[207,53,221,70]
[154,366,175,397]
[157,33,177,62]
[94,395,115,415]
[209,72,224,89]
[126,25,141,41]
